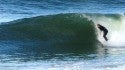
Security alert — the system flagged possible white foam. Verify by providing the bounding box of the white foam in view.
[107,16,125,46]
[85,14,125,46]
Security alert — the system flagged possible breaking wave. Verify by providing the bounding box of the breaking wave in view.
[0,13,125,54]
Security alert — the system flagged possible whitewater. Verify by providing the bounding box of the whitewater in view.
[84,13,125,46]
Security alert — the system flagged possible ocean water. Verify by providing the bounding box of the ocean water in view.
[1,0,125,70]
[1,0,125,23]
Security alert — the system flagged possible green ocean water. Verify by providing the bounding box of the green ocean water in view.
[1,13,125,70]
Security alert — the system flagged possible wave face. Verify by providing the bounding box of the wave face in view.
[1,13,125,70]
[0,13,99,54]
[1,13,125,54]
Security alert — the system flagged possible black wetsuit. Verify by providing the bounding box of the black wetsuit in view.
[98,25,108,41]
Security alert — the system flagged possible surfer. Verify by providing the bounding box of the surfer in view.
[97,24,108,41]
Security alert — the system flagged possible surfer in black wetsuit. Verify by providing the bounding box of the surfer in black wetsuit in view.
[97,24,108,41]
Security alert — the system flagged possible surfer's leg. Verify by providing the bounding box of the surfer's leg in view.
[104,36,108,41]
[103,31,108,41]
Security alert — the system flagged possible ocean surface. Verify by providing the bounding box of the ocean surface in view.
[1,0,125,70]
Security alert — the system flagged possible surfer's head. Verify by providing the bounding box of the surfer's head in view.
[97,24,101,27]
